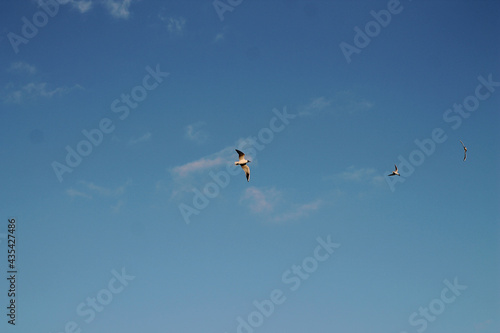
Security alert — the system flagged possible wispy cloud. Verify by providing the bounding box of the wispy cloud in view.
[104,0,133,19]
[78,179,131,196]
[2,82,83,103]
[170,144,236,179]
[184,122,208,144]
[158,10,186,37]
[111,200,124,213]
[213,26,229,43]
[23,82,79,97]
[300,92,373,116]
[214,32,225,43]
[36,0,94,14]
[172,156,226,178]
[8,62,36,74]
[3,62,83,103]
[71,0,93,13]
[168,135,269,200]
[66,188,92,199]
[475,319,493,331]
[328,166,385,186]
[332,90,373,114]
[240,187,282,214]
[272,199,323,223]
[165,16,186,37]
[167,143,251,203]
[67,180,130,212]
[299,96,331,115]
[129,132,152,145]
[239,186,323,223]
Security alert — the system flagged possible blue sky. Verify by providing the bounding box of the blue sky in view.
[0,0,499,332]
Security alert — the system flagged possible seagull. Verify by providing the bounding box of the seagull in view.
[235,149,251,182]
[460,140,467,161]
[388,164,400,177]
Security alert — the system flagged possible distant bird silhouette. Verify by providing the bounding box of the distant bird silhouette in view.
[235,149,251,182]
[388,164,400,177]
[460,140,467,161]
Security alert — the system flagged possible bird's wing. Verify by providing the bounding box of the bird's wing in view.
[460,140,465,148]
[235,149,245,161]
[394,164,398,172]
[464,152,467,161]
[241,164,250,181]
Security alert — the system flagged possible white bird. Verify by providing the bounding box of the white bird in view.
[460,140,467,161]
[235,149,251,182]
[388,164,400,177]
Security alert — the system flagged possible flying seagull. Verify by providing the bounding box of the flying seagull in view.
[235,149,251,182]
[460,140,467,161]
[388,164,400,177]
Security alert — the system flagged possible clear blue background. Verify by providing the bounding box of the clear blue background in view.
[0,0,499,332]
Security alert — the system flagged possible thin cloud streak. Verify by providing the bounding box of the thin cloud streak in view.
[272,199,323,222]
[129,132,152,145]
[330,166,384,186]
[78,180,131,197]
[299,92,373,116]
[171,156,226,178]
[66,188,92,199]
[2,82,83,103]
[170,144,236,179]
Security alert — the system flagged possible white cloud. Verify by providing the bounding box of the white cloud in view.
[66,188,92,199]
[239,186,323,223]
[332,90,373,114]
[172,156,226,178]
[36,0,93,14]
[475,319,492,331]
[214,32,225,42]
[213,26,229,43]
[299,96,332,116]
[310,96,331,109]
[4,90,22,104]
[336,166,376,182]
[168,137,265,200]
[167,144,242,203]
[129,132,152,145]
[36,0,130,17]
[23,82,74,97]
[166,17,186,37]
[329,166,385,186]
[300,92,373,116]
[272,199,322,223]
[111,200,124,213]
[170,144,236,179]
[60,0,94,14]
[78,179,131,196]
[3,62,83,103]
[8,62,36,74]
[71,0,93,13]
[104,0,133,19]
[67,180,130,212]
[2,82,83,103]
[184,122,208,144]
[157,10,186,36]
[240,187,281,214]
